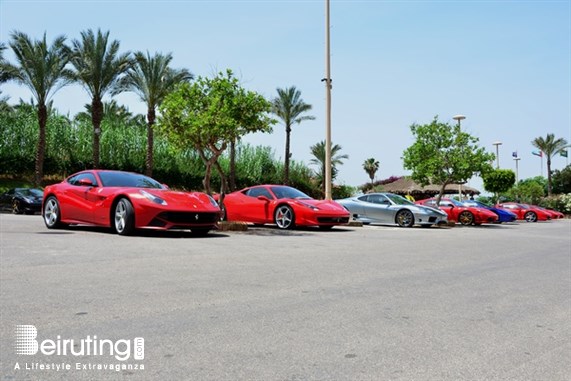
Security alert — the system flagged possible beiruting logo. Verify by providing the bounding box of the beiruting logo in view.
[15,325,144,361]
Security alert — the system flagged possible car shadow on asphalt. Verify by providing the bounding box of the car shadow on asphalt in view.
[36,225,229,239]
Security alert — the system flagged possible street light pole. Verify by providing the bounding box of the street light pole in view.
[323,0,332,200]
[492,141,502,168]
[452,115,466,199]
[514,157,521,182]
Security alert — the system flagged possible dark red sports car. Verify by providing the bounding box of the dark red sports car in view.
[494,202,551,222]
[416,197,498,225]
[42,170,221,235]
[218,184,350,229]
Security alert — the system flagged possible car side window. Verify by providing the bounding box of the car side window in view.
[68,173,98,187]
[357,195,369,202]
[368,195,389,204]
[245,187,273,199]
[440,201,453,207]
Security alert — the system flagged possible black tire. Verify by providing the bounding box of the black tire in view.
[113,198,135,235]
[458,211,474,226]
[43,196,66,229]
[395,209,415,227]
[274,204,295,230]
[524,211,537,223]
[12,199,22,214]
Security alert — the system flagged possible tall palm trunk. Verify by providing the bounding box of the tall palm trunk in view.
[284,125,291,185]
[34,104,48,186]
[146,108,155,177]
[91,98,103,168]
[546,158,552,196]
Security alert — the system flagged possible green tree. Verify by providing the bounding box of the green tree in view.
[402,116,494,205]
[114,51,193,176]
[309,141,349,196]
[551,165,571,194]
[363,158,380,186]
[5,31,72,185]
[531,133,570,196]
[70,29,131,168]
[506,178,545,205]
[271,86,315,185]
[160,70,274,195]
[482,169,516,202]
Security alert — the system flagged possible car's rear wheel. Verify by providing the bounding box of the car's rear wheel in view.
[458,211,474,226]
[274,205,295,229]
[12,200,22,214]
[524,211,537,222]
[396,209,414,227]
[43,196,66,229]
[114,198,135,235]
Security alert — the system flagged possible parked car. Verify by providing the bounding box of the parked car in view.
[42,170,221,236]
[336,192,447,227]
[218,184,349,229]
[461,199,517,223]
[494,202,551,222]
[0,188,43,214]
[416,197,498,225]
[533,206,565,219]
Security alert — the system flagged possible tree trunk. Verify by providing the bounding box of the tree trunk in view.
[283,125,291,185]
[91,98,103,168]
[146,108,155,177]
[229,139,236,191]
[34,104,48,186]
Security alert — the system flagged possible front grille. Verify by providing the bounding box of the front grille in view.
[157,212,219,225]
[317,216,350,224]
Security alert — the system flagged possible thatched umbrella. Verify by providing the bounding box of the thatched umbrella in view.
[373,177,480,200]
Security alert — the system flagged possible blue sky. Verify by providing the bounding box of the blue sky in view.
[1,0,570,193]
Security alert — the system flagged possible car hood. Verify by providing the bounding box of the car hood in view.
[295,199,348,212]
[140,189,218,209]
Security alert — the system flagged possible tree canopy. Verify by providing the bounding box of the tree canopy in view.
[402,116,494,204]
[159,70,275,194]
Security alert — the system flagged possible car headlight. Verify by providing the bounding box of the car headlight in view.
[298,201,319,211]
[207,195,219,207]
[139,190,167,205]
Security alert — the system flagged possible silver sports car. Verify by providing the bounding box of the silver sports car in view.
[336,192,448,227]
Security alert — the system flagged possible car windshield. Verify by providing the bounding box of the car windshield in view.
[385,193,413,205]
[17,188,43,197]
[446,198,465,207]
[270,186,312,200]
[462,200,488,208]
[98,172,164,189]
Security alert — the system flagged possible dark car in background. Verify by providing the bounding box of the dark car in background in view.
[0,188,43,214]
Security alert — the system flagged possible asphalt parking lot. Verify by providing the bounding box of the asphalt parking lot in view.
[1,214,570,381]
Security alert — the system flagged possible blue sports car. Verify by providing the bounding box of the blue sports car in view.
[462,200,517,223]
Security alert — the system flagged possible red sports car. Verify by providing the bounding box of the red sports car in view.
[533,206,565,219]
[416,197,498,225]
[494,202,551,222]
[42,170,221,236]
[218,184,350,229]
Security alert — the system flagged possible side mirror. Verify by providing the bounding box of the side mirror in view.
[257,195,270,202]
[78,178,94,187]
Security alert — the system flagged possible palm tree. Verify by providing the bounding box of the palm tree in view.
[271,86,315,184]
[114,51,193,176]
[70,29,131,168]
[532,133,570,196]
[5,31,72,185]
[309,140,349,195]
[363,158,380,186]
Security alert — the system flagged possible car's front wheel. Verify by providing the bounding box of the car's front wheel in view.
[396,209,415,227]
[43,196,66,229]
[114,198,135,235]
[458,211,474,226]
[524,211,537,222]
[274,205,295,229]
